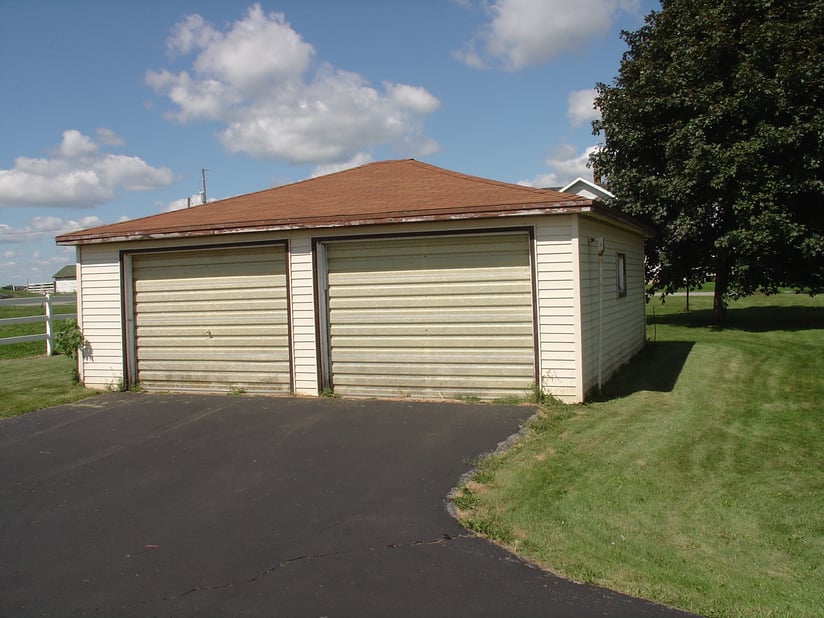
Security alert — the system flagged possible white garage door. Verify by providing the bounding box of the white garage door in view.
[323,232,536,400]
[131,246,290,393]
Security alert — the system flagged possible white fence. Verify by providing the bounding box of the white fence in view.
[0,293,77,355]
[26,282,56,294]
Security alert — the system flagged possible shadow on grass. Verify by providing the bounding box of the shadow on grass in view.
[588,341,695,401]
[649,305,824,333]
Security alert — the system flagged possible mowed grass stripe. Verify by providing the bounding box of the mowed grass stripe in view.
[0,355,98,418]
[454,293,823,618]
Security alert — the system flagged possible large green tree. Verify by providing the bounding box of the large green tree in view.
[591,0,824,317]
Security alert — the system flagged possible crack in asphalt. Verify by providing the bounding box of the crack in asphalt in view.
[384,532,469,548]
[129,532,470,609]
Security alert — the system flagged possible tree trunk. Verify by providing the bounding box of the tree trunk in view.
[713,251,730,322]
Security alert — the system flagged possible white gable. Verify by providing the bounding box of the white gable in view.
[561,177,614,202]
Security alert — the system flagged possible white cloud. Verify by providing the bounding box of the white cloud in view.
[0,130,173,208]
[165,197,191,212]
[163,193,216,212]
[146,4,440,164]
[385,83,440,114]
[57,130,98,157]
[567,88,600,128]
[96,127,125,146]
[193,5,313,92]
[518,143,598,187]
[456,0,640,70]
[0,215,105,243]
[310,152,374,178]
[453,47,486,69]
[517,172,561,188]
[0,248,74,284]
[167,14,218,56]
[94,155,172,191]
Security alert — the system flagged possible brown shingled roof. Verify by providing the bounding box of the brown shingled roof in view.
[56,159,629,245]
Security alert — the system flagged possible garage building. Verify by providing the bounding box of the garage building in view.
[56,159,650,402]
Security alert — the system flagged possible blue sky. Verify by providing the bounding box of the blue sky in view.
[0,0,656,285]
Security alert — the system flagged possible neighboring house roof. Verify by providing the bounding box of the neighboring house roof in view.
[52,265,76,279]
[560,177,615,202]
[56,159,647,245]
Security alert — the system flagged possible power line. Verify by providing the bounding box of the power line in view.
[0,227,82,236]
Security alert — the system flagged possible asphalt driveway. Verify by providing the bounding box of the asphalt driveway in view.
[0,393,696,617]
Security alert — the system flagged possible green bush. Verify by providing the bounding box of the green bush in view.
[53,319,84,358]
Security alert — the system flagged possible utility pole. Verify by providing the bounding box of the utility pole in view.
[200,168,208,204]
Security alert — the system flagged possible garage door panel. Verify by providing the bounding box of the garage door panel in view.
[325,233,535,400]
[333,363,535,378]
[138,359,291,371]
[328,333,533,348]
[328,308,533,325]
[134,286,285,303]
[136,312,286,327]
[333,374,533,390]
[336,378,528,401]
[332,344,533,358]
[331,323,534,337]
[329,266,529,286]
[137,362,290,381]
[132,246,290,394]
[133,257,277,281]
[135,298,286,314]
[135,272,278,290]
[331,384,526,400]
[137,325,289,338]
[328,280,531,298]
[137,357,290,370]
[137,370,290,389]
[134,249,272,268]
[329,238,526,267]
[137,344,290,359]
[135,276,277,294]
[329,292,532,310]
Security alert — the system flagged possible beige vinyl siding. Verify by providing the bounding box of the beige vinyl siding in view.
[534,216,580,402]
[288,231,319,395]
[76,244,124,389]
[324,232,535,400]
[578,217,646,396]
[71,215,644,402]
[131,246,290,394]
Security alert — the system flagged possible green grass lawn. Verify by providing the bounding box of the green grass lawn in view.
[0,354,99,418]
[453,293,823,618]
[0,297,77,359]
[0,291,96,416]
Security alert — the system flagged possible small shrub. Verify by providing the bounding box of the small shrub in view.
[53,319,84,358]
[462,517,513,544]
[452,487,479,510]
[107,376,126,392]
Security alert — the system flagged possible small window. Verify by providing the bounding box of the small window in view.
[616,253,627,298]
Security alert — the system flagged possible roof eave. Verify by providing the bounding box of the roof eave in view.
[56,201,598,245]
[584,202,656,238]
